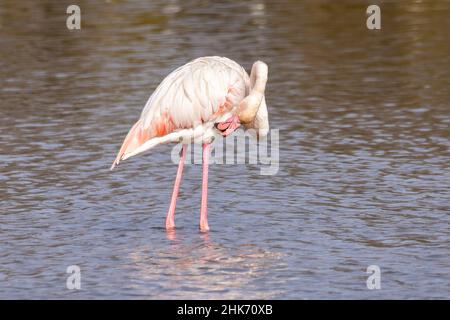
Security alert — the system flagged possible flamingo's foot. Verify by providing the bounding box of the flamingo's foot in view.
[165,217,175,230]
[199,220,210,232]
[215,115,240,136]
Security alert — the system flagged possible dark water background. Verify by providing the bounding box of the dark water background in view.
[1,0,449,299]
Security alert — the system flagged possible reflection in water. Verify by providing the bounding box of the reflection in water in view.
[166,228,178,242]
[0,0,449,299]
[129,232,284,299]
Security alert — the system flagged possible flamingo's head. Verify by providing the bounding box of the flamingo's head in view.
[237,61,269,137]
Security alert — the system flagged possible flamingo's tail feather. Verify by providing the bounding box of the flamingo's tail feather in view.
[111,119,150,170]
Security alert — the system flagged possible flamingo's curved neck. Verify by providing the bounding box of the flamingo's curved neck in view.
[237,61,268,124]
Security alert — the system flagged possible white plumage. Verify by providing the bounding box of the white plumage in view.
[141,56,249,128]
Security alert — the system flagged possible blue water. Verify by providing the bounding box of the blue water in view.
[1,0,449,299]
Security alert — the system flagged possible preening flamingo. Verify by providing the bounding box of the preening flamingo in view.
[111,56,269,231]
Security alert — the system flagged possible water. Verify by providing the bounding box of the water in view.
[1,0,449,299]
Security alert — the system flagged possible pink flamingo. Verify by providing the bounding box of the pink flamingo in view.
[111,57,269,232]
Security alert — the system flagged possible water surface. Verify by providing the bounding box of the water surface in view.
[1,0,449,299]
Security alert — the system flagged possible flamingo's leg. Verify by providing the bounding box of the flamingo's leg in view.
[165,144,187,230]
[200,143,211,232]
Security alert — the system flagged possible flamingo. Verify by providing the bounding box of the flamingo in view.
[111,56,269,232]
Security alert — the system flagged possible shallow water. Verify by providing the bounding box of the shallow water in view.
[1,0,449,299]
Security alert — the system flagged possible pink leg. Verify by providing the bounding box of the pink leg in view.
[200,143,211,232]
[165,144,187,230]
